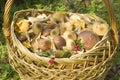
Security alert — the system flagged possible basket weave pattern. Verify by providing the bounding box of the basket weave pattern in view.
[3,0,118,80]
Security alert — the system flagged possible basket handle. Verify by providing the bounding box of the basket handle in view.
[3,0,118,44]
[103,0,118,44]
[3,0,14,37]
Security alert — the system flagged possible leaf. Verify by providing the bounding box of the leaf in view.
[75,40,84,48]
[41,51,49,57]
[48,50,54,56]
[61,50,71,58]
[78,42,84,48]
[41,50,54,57]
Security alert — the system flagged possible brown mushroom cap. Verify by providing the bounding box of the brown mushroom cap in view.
[78,30,100,50]
[38,39,51,51]
[18,35,27,42]
[42,29,52,36]
[54,36,66,49]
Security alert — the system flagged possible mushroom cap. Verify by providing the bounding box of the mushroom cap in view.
[50,27,59,38]
[69,14,81,20]
[63,39,75,50]
[70,19,86,30]
[32,22,43,34]
[52,12,66,22]
[36,14,47,19]
[42,29,52,36]
[18,35,27,42]
[22,41,31,48]
[16,19,30,33]
[78,30,100,50]
[62,31,77,40]
[60,22,73,34]
[38,39,51,51]
[45,21,58,29]
[92,22,109,36]
[54,36,66,49]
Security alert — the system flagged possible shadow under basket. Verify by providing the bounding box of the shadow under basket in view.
[3,0,118,80]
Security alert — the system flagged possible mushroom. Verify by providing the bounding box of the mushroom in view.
[38,39,51,51]
[16,19,30,41]
[16,19,30,33]
[70,19,86,30]
[28,14,47,24]
[32,21,43,35]
[30,21,43,44]
[50,27,60,38]
[53,36,66,49]
[49,27,60,51]
[69,14,81,20]
[22,41,31,49]
[51,12,67,23]
[60,22,73,34]
[62,31,76,50]
[92,22,109,36]
[78,30,100,50]
[40,27,58,51]
[42,29,52,36]
[62,30,77,40]
[30,38,39,52]
[28,17,37,25]
[45,21,58,29]
[36,13,47,20]
[63,39,75,50]
[17,35,27,42]
[82,15,91,23]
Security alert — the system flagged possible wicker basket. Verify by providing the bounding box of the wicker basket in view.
[3,0,118,80]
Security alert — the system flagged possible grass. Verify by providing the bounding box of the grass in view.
[0,44,19,80]
[0,32,19,80]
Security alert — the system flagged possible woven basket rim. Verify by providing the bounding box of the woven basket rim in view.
[10,9,112,64]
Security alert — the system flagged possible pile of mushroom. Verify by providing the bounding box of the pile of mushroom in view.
[15,11,109,58]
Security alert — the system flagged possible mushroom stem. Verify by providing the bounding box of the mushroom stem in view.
[37,32,42,39]
[51,38,57,51]
[34,33,41,50]
[25,32,30,42]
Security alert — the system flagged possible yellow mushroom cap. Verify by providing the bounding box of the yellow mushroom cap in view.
[92,22,109,36]
[16,19,30,33]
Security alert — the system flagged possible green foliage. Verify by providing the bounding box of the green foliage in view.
[0,43,19,80]
[0,0,6,30]
[35,0,66,11]
[0,64,19,80]
[41,50,54,57]
[75,40,84,48]
[61,50,71,58]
